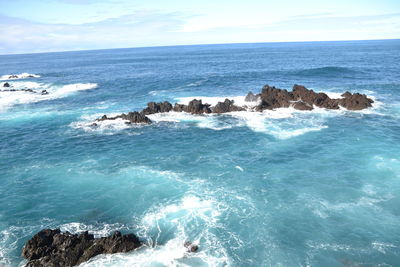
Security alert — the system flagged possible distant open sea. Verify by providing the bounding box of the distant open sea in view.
[1,40,400,266]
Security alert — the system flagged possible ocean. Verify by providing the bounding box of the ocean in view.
[0,40,399,266]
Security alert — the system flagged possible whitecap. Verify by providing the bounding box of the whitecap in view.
[235,166,244,172]
[80,195,231,267]
[371,242,397,254]
[60,222,128,238]
[0,73,40,80]
[0,82,98,112]
[70,118,132,133]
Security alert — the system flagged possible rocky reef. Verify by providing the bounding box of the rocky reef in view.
[22,229,141,267]
[254,84,373,111]
[95,111,152,125]
[94,84,374,125]
[1,82,49,95]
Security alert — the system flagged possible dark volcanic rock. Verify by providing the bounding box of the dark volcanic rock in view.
[141,101,173,115]
[173,103,186,112]
[41,90,49,95]
[245,91,258,102]
[292,101,313,111]
[22,229,141,267]
[93,84,373,127]
[121,112,152,124]
[341,91,352,98]
[339,92,374,110]
[184,241,199,253]
[3,82,10,87]
[256,85,293,110]
[97,111,151,124]
[292,84,340,109]
[186,99,211,114]
[254,84,372,111]
[172,100,211,114]
[211,99,244,113]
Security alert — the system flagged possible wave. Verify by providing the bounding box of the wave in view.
[60,222,128,238]
[293,66,360,77]
[148,79,209,96]
[0,73,40,80]
[70,112,146,134]
[0,82,98,112]
[80,195,230,267]
[73,89,382,138]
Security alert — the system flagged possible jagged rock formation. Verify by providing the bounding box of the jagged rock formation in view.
[22,229,141,267]
[3,82,10,87]
[96,111,151,124]
[256,84,373,111]
[94,84,374,125]
[211,99,245,113]
[141,101,173,115]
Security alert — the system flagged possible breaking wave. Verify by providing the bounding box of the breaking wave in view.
[0,82,98,112]
[293,66,361,78]
[0,73,40,80]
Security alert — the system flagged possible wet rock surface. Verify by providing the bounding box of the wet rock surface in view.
[141,101,173,115]
[212,99,245,113]
[97,111,152,124]
[22,229,141,267]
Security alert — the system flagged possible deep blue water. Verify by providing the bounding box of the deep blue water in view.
[1,40,400,266]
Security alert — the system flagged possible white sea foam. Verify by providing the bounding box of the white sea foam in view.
[0,82,98,112]
[235,166,244,172]
[70,111,149,134]
[70,118,132,133]
[176,95,260,109]
[75,89,380,138]
[79,195,230,267]
[0,73,40,80]
[371,242,397,254]
[60,222,127,238]
[149,108,328,138]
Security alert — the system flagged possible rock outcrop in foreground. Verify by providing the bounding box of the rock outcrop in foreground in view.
[95,84,374,125]
[22,229,141,267]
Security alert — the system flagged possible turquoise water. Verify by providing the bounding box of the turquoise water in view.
[1,40,400,266]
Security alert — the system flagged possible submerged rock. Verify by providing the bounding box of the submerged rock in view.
[184,241,199,253]
[3,82,10,87]
[41,90,49,95]
[22,229,141,267]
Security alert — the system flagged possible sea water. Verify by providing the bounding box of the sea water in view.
[0,40,400,266]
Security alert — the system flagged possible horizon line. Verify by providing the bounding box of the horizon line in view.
[1,38,399,57]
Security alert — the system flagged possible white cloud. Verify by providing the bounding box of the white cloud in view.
[0,12,399,54]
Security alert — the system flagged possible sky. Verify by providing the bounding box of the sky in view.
[0,0,399,54]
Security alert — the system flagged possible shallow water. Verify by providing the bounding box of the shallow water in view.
[1,40,400,266]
